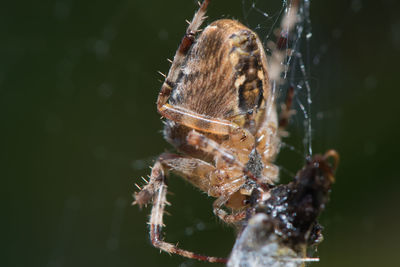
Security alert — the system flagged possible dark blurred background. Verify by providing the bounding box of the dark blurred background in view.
[2,0,400,266]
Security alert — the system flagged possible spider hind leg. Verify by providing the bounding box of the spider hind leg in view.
[134,154,227,263]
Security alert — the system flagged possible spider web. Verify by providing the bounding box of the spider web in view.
[242,0,317,180]
[40,1,330,267]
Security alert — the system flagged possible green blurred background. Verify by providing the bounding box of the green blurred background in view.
[2,0,400,266]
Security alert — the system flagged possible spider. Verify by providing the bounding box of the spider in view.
[134,0,296,263]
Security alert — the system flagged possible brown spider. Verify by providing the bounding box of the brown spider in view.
[134,0,304,263]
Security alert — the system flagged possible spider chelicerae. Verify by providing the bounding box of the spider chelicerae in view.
[134,0,338,264]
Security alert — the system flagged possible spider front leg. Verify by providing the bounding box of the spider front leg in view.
[187,131,255,223]
[187,130,260,182]
[134,153,227,263]
[157,0,222,134]
[187,130,246,170]
[158,0,209,89]
[253,89,293,183]
[213,195,247,224]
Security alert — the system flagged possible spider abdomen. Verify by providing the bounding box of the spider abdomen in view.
[169,19,269,128]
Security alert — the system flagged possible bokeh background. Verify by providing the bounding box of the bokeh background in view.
[2,0,400,266]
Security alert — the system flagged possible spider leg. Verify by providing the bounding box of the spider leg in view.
[159,104,243,135]
[278,86,296,135]
[254,124,280,183]
[186,131,256,223]
[157,0,210,110]
[250,89,280,183]
[158,153,215,193]
[213,195,246,224]
[187,130,246,168]
[187,130,269,186]
[253,2,301,166]
[134,153,227,263]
